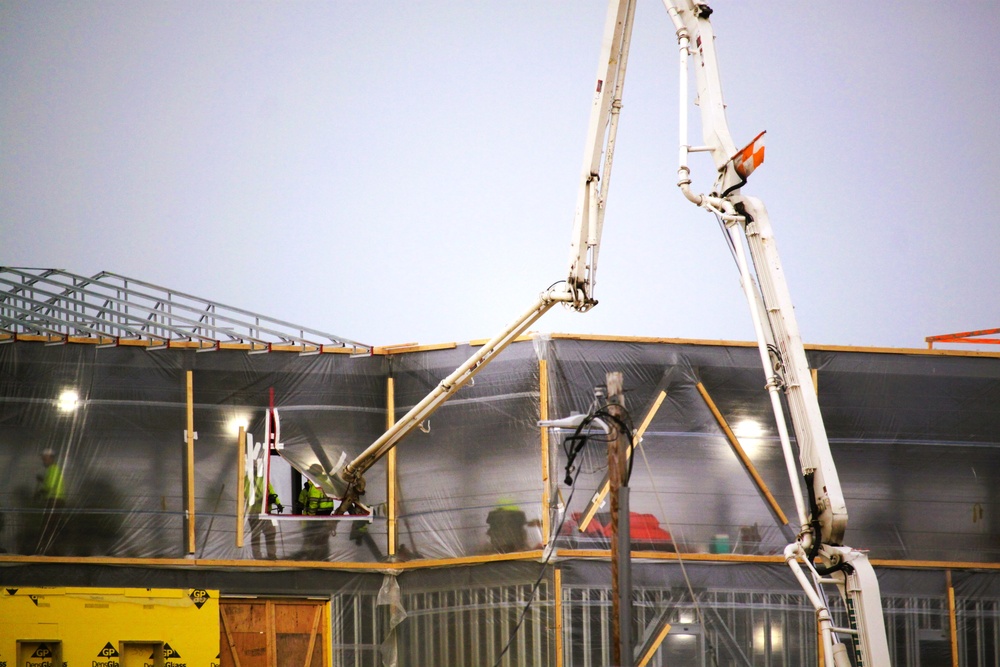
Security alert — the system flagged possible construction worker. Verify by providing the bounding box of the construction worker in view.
[297,478,333,560]
[304,481,334,516]
[36,448,66,508]
[486,499,529,553]
[297,479,325,515]
[245,461,282,559]
[32,447,66,555]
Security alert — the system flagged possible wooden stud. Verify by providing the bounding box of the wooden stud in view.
[267,600,277,667]
[947,570,960,667]
[323,600,331,667]
[554,567,563,667]
[540,359,550,546]
[387,377,397,557]
[303,605,322,667]
[6,547,1000,575]
[185,370,196,554]
[236,426,246,548]
[637,621,672,667]
[696,382,790,527]
[606,371,625,667]
[813,348,822,667]
[220,607,243,667]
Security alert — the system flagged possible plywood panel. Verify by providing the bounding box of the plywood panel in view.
[221,599,326,667]
[275,602,324,667]
[274,601,318,632]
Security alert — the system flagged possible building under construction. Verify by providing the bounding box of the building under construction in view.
[1,267,998,666]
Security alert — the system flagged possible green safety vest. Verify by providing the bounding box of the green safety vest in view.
[244,477,279,513]
[40,463,65,502]
[301,482,333,515]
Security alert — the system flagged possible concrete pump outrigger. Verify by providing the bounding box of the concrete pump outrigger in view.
[294,2,892,663]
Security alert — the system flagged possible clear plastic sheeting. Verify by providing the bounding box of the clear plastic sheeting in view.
[389,341,545,561]
[2,334,1000,664]
[1,336,999,564]
[0,342,387,561]
[273,409,348,501]
[541,338,1000,563]
[0,337,1000,562]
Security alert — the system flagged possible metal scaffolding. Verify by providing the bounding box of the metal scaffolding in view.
[0,267,369,354]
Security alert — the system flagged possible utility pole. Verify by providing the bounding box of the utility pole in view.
[607,371,633,665]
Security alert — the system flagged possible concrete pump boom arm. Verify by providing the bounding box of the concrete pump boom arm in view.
[322,0,640,514]
[566,0,638,311]
[663,2,892,664]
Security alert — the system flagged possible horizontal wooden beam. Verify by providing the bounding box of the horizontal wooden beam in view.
[5,551,996,571]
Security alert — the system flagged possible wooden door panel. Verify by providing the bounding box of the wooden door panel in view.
[275,604,324,667]
[220,599,326,667]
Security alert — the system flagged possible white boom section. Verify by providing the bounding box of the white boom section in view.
[327,292,568,507]
[664,1,891,664]
[736,196,848,544]
[664,0,846,542]
[326,0,638,513]
[567,0,638,310]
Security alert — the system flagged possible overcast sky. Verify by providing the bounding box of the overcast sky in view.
[3,2,998,350]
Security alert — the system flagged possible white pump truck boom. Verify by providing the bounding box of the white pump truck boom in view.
[321,0,637,515]
[301,2,891,664]
[665,2,891,664]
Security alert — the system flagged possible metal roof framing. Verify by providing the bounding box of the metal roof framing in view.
[926,327,1000,349]
[0,267,370,355]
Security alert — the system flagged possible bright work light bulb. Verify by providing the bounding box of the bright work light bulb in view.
[57,390,79,412]
[228,416,250,434]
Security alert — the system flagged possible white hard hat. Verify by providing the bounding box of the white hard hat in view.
[42,448,55,457]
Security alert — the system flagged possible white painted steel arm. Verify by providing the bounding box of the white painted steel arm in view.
[664,0,848,549]
[736,196,848,543]
[664,2,891,663]
[823,545,893,664]
[326,0,639,511]
[332,290,571,497]
[566,0,638,310]
[663,1,741,197]
[784,543,839,667]
[721,212,810,534]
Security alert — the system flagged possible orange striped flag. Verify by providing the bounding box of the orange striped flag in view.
[732,131,766,180]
